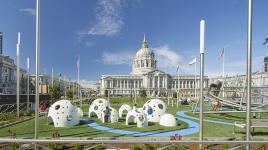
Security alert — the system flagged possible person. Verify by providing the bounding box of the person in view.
[104,107,110,123]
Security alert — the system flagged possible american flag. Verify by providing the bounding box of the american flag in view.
[263,36,268,45]
[219,48,224,59]
[176,64,179,73]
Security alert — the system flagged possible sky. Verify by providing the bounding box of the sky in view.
[0,0,268,87]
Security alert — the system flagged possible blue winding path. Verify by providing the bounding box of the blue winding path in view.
[80,111,234,136]
[176,111,234,125]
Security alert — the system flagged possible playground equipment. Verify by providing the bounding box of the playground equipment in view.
[126,105,148,128]
[77,108,83,117]
[159,113,177,127]
[47,100,80,127]
[88,98,110,119]
[143,99,167,122]
[101,107,119,123]
[118,104,131,118]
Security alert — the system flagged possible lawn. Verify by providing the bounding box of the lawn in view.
[0,96,268,139]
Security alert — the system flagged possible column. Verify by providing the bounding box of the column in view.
[152,77,155,88]
[127,80,129,89]
[158,75,160,88]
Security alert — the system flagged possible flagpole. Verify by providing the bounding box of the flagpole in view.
[52,68,54,88]
[177,69,179,108]
[222,49,225,98]
[195,61,197,99]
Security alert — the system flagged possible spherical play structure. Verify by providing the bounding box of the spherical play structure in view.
[88,98,110,119]
[101,107,119,123]
[118,104,131,118]
[159,113,177,127]
[47,100,80,127]
[126,106,148,128]
[143,99,167,122]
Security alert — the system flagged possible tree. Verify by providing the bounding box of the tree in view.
[139,88,147,103]
[104,89,109,98]
[66,89,73,100]
[49,86,61,103]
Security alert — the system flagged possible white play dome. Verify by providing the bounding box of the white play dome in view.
[101,107,119,123]
[143,99,167,122]
[88,98,110,119]
[159,113,177,127]
[77,108,83,117]
[126,106,148,128]
[119,104,131,118]
[47,100,80,127]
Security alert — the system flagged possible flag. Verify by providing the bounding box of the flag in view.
[59,72,62,77]
[176,64,179,73]
[253,70,261,75]
[219,48,224,58]
[77,55,80,70]
[188,57,197,65]
[263,36,268,45]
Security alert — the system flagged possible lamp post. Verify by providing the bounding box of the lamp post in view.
[199,19,205,148]
[16,32,21,117]
[246,0,253,149]
[27,57,30,109]
[34,0,40,149]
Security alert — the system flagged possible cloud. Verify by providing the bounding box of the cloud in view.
[101,50,135,65]
[80,0,124,37]
[100,45,182,69]
[154,45,182,68]
[80,80,99,88]
[19,8,36,16]
[85,41,94,47]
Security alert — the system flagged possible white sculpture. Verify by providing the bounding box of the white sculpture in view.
[47,100,80,127]
[126,106,148,128]
[88,98,110,119]
[101,107,119,123]
[119,104,131,118]
[77,108,83,117]
[143,99,167,122]
[159,113,177,127]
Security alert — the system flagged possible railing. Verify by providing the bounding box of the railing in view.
[0,102,32,114]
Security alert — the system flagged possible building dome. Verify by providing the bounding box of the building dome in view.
[131,35,157,75]
[159,113,177,127]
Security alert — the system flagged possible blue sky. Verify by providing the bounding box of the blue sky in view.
[0,0,268,87]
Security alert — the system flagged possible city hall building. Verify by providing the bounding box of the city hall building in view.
[100,37,209,97]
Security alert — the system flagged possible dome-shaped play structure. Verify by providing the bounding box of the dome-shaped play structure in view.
[47,100,80,127]
[159,113,177,127]
[101,107,119,123]
[119,104,131,118]
[88,98,110,119]
[126,106,148,128]
[77,108,83,117]
[143,99,167,122]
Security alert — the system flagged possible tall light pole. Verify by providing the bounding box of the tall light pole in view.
[246,0,253,149]
[27,57,30,109]
[199,19,205,147]
[35,0,40,149]
[16,32,21,117]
